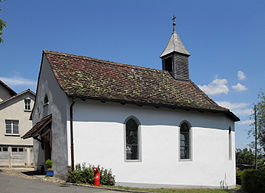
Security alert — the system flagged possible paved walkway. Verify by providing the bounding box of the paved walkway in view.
[0,173,118,193]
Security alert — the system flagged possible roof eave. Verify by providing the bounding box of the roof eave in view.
[68,94,240,122]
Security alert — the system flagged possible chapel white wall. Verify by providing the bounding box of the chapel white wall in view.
[70,100,236,188]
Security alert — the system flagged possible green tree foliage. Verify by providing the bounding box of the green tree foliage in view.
[249,91,265,154]
[0,0,6,43]
[256,92,265,152]
[236,148,255,166]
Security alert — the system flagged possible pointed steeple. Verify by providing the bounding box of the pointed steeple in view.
[160,17,190,80]
[160,32,190,58]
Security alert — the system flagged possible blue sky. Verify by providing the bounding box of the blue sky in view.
[0,0,264,149]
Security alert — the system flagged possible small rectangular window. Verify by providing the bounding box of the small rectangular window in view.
[5,120,19,134]
[19,148,24,152]
[229,128,232,160]
[24,99,31,110]
[0,147,2,152]
[164,57,173,73]
[3,147,8,152]
[12,147,17,152]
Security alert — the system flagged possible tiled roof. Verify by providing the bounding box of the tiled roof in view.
[43,50,239,121]
[22,114,52,139]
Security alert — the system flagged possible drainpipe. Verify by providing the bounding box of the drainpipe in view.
[70,99,75,171]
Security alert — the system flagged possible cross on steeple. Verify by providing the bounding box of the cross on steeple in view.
[172,15,176,32]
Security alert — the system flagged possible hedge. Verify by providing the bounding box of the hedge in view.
[241,169,265,193]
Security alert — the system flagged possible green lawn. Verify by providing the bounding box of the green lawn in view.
[100,185,242,193]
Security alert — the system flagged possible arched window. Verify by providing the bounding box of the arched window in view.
[125,118,139,160]
[44,95,49,105]
[180,122,190,159]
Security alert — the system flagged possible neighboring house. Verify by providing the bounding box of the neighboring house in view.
[0,80,35,167]
[23,28,239,188]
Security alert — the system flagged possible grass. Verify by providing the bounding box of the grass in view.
[99,185,240,193]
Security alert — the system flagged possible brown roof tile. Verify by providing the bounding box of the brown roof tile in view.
[43,50,239,121]
[22,114,52,139]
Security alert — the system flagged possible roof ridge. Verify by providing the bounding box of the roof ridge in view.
[43,50,164,73]
[0,89,35,106]
[0,80,17,96]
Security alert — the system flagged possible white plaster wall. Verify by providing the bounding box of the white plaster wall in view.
[70,100,236,188]
[32,56,70,177]
[0,93,34,146]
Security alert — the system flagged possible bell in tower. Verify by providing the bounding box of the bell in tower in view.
[160,16,190,80]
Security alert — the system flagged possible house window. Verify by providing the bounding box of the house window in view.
[3,147,8,152]
[180,122,190,159]
[229,127,232,160]
[12,147,18,152]
[125,118,140,161]
[24,99,31,111]
[5,120,19,134]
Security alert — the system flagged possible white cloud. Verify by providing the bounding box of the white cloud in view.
[238,120,254,125]
[232,83,248,92]
[216,101,253,116]
[238,71,246,81]
[198,78,229,96]
[233,109,253,116]
[216,101,249,109]
[0,76,36,87]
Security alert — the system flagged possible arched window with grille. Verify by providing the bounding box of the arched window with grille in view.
[125,117,140,161]
[180,121,191,159]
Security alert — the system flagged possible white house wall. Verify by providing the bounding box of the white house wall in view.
[69,100,235,188]
[32,56,70,177]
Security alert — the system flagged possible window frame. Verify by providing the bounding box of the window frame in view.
[24,99,31,111]
[124,116,141,162]
[5,120,20,136]
[179,121,192,161]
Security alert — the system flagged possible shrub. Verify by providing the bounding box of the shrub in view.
[241,169,265,193]
[45,159,53,169]
[67,163,115,186]
[236,170,244,185]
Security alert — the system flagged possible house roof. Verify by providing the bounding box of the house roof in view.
[22,114,52,139]
[43,50,239,121]
[160,32,191,58]
[0,89,35,107]
[0,80,17,96]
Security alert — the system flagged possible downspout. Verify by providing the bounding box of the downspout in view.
[70,99,75,172]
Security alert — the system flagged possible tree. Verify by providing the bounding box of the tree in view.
[256,91,265,153]
[0,0,6,43]
[249,91,265,155]
[236,148,255,166]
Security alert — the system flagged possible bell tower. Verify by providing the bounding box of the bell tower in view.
[160,16,190,80]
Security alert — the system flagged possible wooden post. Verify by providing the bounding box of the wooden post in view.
[254,105,257,169]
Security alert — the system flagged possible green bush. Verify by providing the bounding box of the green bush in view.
[45,159,53,169]
[67,163,115,186]
[241,169,265,193]
[236,170,244,185]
